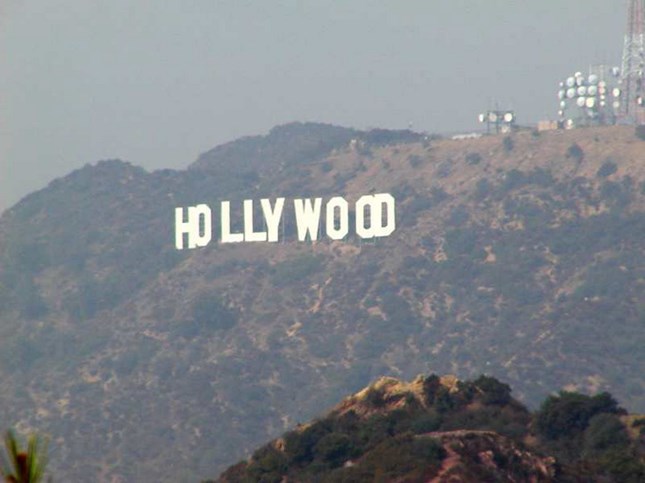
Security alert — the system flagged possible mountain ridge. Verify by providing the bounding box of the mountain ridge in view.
[0,122,643,481]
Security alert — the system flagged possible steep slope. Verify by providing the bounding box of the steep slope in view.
[0,123,643,481]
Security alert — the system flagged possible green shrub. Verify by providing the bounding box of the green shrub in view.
[314,433,356,467]
[582,413,629,456]
[534,391,623,440]
[597,159,618,178]
[635,124,645,140]
[474,178,492,200]
[473,375,512,405]
[566,143,584,162]
[408,154,423,168]
[242,445,288,483]
[284,420,333,465]
[466,152,482,165]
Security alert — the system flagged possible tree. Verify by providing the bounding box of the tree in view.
[473,375,512,405]
[597,159,618,178]
[0,430,50,483]
[635,125,645,141]
[566,143,584,162]
[534,391,623,440]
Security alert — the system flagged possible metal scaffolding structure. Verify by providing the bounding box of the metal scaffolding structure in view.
[620,0,645,124]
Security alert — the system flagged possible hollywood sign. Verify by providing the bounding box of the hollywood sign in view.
[175,193,395,250]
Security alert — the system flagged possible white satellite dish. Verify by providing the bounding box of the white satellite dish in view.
[576,97,587,107]
[585,97,596,108]
[488,112,498,122]
[478,114,486,123]
[504,112,514,123]
[566,77,576,88]
[558,90,566,100]
[613,100,621,109]
[588,74,599,85]
[560,100,567,109]
[611,66,620,77]
[612,87,621,98]
[566,88,576,99]
[587,85,598,96]
[577,86,587,96]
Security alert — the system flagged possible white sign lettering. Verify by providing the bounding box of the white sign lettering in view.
[174,194,395,250]
[175,204,212,250]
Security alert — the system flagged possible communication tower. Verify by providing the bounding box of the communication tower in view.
[620,0,645,124]
[557,67,621,128]
[477,110,516,134]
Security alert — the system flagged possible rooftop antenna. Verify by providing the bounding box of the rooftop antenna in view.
[620,0,645,124]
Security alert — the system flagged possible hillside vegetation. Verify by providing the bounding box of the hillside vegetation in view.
[0,123,644,481]
[213,374,645,482]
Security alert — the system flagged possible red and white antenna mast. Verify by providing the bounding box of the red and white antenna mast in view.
[620,0,645,124]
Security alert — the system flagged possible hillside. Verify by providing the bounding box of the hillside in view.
[213,374,645,482]
[0,122,644,481]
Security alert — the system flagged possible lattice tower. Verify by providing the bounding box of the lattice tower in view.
[620,0,645,123]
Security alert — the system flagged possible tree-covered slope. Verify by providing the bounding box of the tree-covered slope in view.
[213,374,645,482]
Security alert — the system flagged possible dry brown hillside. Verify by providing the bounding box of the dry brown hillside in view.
[0,122,643,481]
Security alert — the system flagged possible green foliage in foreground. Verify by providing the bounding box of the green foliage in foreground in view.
[0,430,50,483]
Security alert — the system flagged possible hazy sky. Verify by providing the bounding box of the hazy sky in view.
[0,1,626,212]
